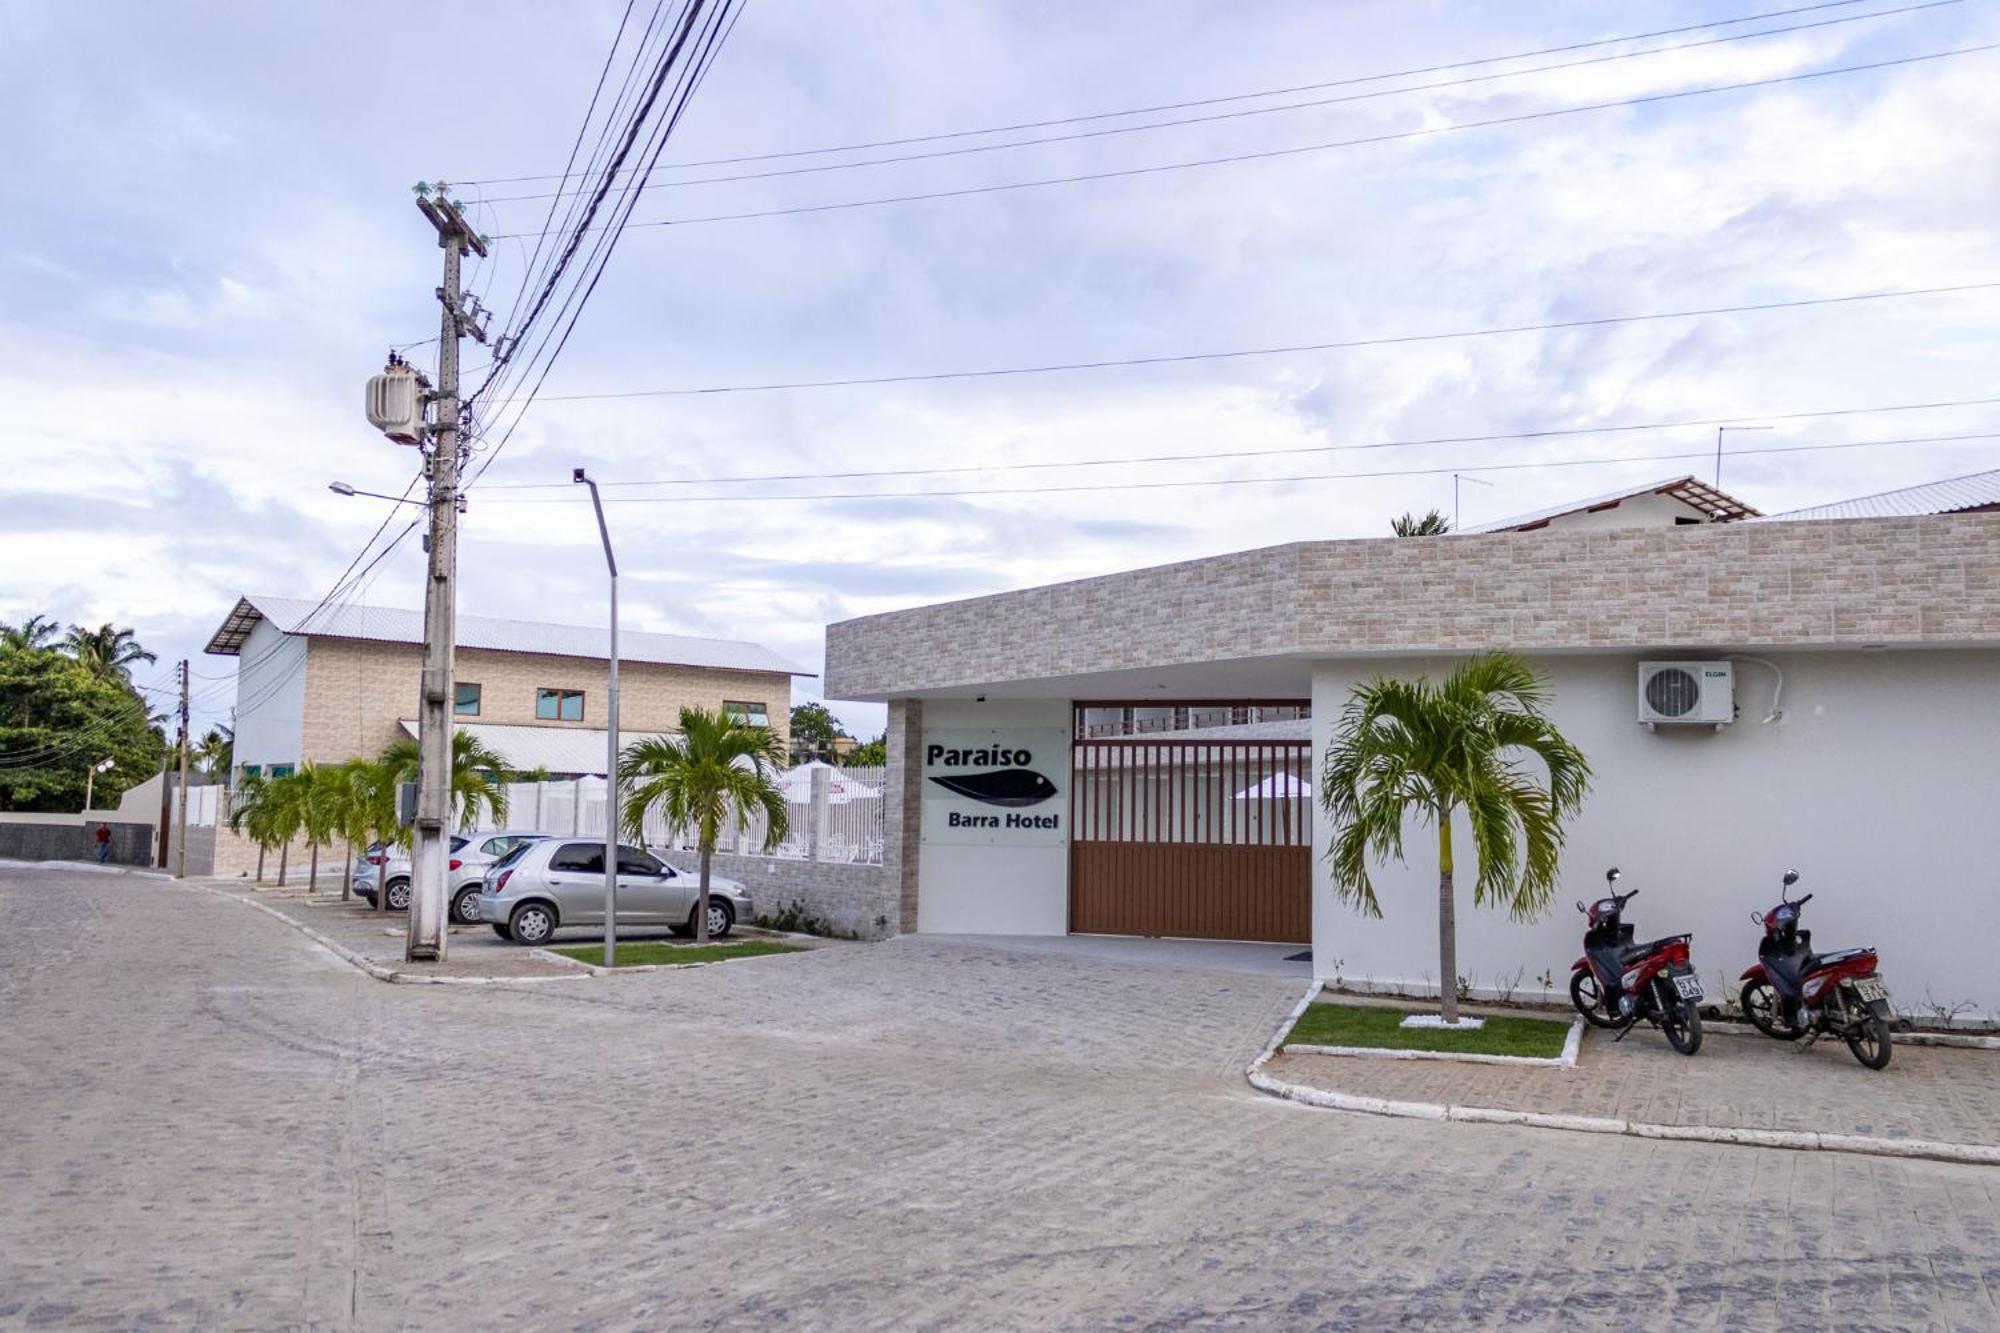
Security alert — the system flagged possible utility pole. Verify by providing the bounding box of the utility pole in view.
[174,659,189,879]
[575,469,620,966]
[406,190,488,962]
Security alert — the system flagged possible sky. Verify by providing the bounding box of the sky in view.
[3,0,1998,742]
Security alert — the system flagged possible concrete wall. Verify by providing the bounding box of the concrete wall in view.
[233,617,305,771]
[0,821,153,864]
[914,698,1071,936]
[299,637,795,765]
[658,850,896,939]
[1310,649,2000,1019]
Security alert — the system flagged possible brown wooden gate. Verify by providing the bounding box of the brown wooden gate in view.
[1069,706,1311,944]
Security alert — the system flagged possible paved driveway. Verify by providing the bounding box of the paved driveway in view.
[4,866,1997,1329]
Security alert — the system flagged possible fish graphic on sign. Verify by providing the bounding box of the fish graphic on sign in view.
[928,768,1058,808]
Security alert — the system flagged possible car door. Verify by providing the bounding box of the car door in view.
[542,842,607,926]
[614,846,675,924]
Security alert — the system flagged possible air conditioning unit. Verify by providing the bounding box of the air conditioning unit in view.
[1638,661,1734,727]
[365,363,427,445]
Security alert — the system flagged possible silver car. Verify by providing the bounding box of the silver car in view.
[355,830,558,923]
[479,838,753,947]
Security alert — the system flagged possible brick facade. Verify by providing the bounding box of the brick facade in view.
[825,513,2000,698]
[296,637,793,767]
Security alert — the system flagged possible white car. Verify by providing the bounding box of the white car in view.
[479,838,754,946]
[353,830,558,923]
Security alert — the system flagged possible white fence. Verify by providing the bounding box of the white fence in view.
[469,764,887,866]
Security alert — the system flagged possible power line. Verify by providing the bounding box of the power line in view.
[457,0,1893,184]
[488,43,2000,239]
[474,430,2000,506]
[474,393,2000,491]
[475,1,1954,205]
[491,280,2000,402]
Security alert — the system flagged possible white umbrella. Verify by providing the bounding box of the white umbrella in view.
[1234,771,1307,800]
[780,760,880,805]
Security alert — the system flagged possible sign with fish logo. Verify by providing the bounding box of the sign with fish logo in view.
[921,728,1068,845]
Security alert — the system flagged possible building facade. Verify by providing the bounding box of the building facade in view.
[208,595,805,778]
[824,480,2000,1020]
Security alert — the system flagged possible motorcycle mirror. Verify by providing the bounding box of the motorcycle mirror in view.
[1575,900,1586,914]
[1782,869,1800,887]
[1605,867,1621,883]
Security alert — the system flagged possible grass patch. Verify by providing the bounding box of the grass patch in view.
[1287,1001,1571,1058]
[552,939,804,968]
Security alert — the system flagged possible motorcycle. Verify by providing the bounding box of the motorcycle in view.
[1568,868,1704,1055]
[1738,871,1893,1070]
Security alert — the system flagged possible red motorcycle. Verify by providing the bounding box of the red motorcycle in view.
[1569,868,1704,1055]
[1738,871,1893,1070]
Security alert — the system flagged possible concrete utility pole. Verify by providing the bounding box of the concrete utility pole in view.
[406,193,488,962]
[574,468,620,967]
[174,659,189,879]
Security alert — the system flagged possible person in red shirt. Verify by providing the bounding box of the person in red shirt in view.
[94,823,112,864]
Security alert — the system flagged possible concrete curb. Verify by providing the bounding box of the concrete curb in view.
[173,881,591,987]
[529,942,813,977]
[0,858,169,879]
[1284,1015,1582,1070]
[1249,983,2000,1168]
[1702,1016,2000,1052]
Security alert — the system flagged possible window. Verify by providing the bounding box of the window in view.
[536,688,585,721]
[267,763,295,778]
[617,848,669,877]
[549,843,604,873]
[455,682,482,716]
[723,700,770,727]
[240,764,261,779]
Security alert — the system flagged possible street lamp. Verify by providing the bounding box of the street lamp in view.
[328,481,428,506]
[84,757,114,812]
[574,467,620,968]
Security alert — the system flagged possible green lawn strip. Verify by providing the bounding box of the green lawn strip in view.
[1286,1001,1570,1058]
[552,939,804,968]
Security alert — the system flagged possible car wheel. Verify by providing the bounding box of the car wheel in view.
[385,879,412,912]
[451,887,483,925]
[689,898,734,940]
[491,923,513,941]
[509,901,556,946]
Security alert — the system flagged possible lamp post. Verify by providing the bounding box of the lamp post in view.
[574,468,620,968]
[84,757,114,812]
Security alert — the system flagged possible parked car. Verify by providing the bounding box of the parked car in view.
[354,831,557,923]
[479,838,754,946]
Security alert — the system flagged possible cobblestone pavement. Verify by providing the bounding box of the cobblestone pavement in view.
[1268,1007,2000,1147]
[4,865,1998,1330]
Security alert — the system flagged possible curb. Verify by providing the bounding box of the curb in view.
[1702,1016,2000,1052]
[1283,1013,1582,1070]
[529,942,814,977]
[173,881,592,987]
[1249,983,2000,1168]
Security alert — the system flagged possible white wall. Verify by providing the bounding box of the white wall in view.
[916,698,1071,935]
[1536,492,1715,532]
[1312,651,2000,1019]
[229,619,305,772]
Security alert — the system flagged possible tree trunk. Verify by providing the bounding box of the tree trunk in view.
[377,855,389,914]
[696,843,713,944]
[255,844,265,885]
[341,838,353,902]
[278,843,288,887]
[308,843,319,894]
[1438,813,1459,1025]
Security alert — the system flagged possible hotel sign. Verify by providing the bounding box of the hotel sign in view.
[920,728,1068,846]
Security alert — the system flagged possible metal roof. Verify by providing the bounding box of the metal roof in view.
[1754,468,2000,522]
[1464,475,1760,534]
[204,594,809,676]
[397,719,672,777]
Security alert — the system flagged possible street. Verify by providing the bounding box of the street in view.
[3,865,1996,1330]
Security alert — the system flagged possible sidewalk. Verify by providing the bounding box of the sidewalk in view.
[1263,1019,2000,1150]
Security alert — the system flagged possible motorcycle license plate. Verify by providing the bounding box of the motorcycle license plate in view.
[1851,976,1889,1004]
[1672,973,1705,1001]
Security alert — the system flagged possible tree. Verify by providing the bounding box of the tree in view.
[379,729,511,829]
[844,733,887,767]
[620,706,788,943]
[0,614,62,652]
[195,725,234,777]
[1320,653,1590,1025]
[788,702,844,762]
[0,648,163,812]
[329,758,399,905]
[1390,509,1451,537]
[227,769,275,883]
[63,623,158,683]
[244,768,306,887]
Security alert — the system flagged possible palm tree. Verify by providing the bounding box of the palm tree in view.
[1390,509,1451,537]
[227,769,273,883]
[332,757,403,910]
[1320,653,1590,1025]
[195,725,234,777]
[63,623,157,682]
[620,706,788,943]
[379,729,511,829]
[249,770,308,887]
[0,614,62,652]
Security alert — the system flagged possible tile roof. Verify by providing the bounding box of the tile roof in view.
[204,594,809,676]
[1463,475,1760,533]
[1754,468,2000,522]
